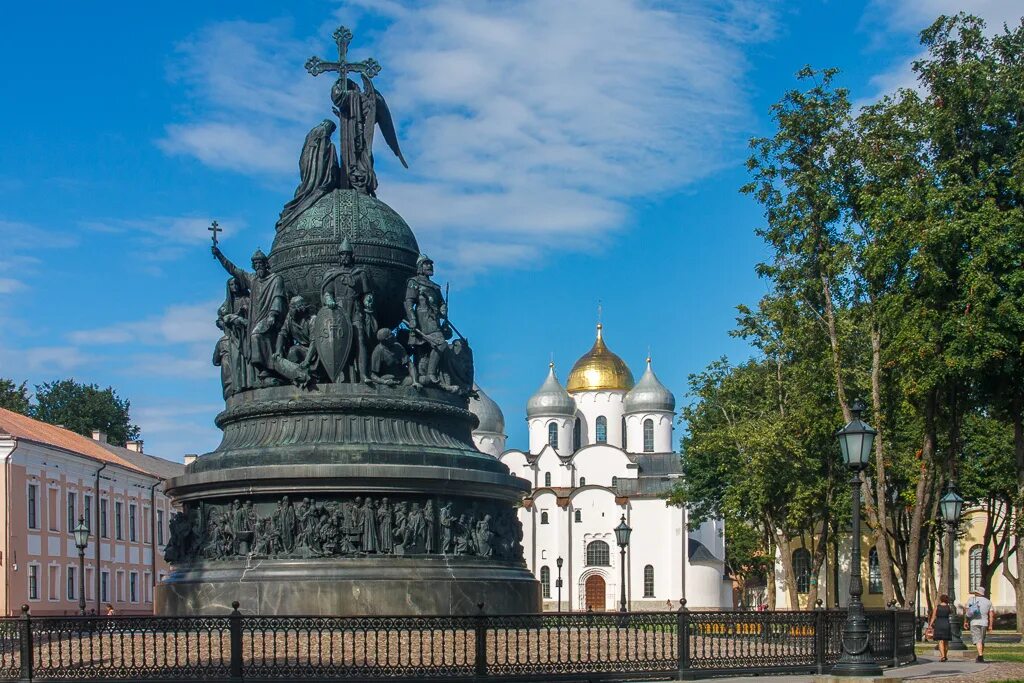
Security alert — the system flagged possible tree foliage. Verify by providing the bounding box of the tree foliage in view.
[677,13,1024,617]
[0,378,30,414]
[31,379,140,447]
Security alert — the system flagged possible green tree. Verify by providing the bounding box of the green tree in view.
[0,378,30,414]
[31,380,140,446]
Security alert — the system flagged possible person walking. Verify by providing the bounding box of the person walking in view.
[964,587,995,662]
[928,594,953,661]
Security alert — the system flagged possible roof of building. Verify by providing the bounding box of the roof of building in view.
[631,452,682,476]
[469,384,505,435]
[688,538,718,563]
[526,363,577,418]
[566,323,635,393]
[0,407,182,479]
[624,358,675,413]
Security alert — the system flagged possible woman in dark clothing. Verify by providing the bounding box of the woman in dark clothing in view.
[929,594,953,661]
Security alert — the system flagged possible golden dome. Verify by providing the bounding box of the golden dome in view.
[566,323,635,393]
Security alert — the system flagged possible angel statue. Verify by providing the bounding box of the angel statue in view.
[332,75,407,196]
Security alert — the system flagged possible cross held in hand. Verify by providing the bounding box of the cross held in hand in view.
[305,26,381,91]
[208,220,222,246]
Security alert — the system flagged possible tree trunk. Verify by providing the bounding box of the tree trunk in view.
[807,524,830,609]
[1014,405,1024,632]
[868,320,896,603]
[905,391,938,607]
[820,273,851,422]
[766,534,778,611]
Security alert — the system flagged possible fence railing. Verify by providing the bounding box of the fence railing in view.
[1,604,916,682]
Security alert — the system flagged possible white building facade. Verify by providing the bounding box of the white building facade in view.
[472,324,731,611]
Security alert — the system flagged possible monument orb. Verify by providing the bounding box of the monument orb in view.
[155,25,540,616]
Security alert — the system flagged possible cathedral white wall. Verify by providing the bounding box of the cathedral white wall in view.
[571,445,633,488]
[624,412,674,453]
[472,431,506,458]
[528,416,574,456]
[499,450,533,486]
[572,391,627,449]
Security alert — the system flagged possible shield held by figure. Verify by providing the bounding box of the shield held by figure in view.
[314,306,353,382]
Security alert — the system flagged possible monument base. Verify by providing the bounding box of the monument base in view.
[156,556,541,615]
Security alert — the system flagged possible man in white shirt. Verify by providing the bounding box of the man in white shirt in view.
[963,587,995,662]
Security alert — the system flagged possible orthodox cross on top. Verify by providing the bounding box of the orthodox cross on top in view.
[305,26,381,97]
[208,220,222,246]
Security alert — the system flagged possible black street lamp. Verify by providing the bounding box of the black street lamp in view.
[555,556,564,612]
[939,485,967,651]
[72,516,90,616]
[832,399,883,677]
[614,515,632,613]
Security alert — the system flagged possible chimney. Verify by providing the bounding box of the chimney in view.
[91,430,107,444]
[126,440,144,453]
[183,454,198,466]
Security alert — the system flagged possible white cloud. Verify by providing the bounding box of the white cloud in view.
[0,278,26,294]
[160,1,774,271]
[70,300,220,347]
[22,346,92,373]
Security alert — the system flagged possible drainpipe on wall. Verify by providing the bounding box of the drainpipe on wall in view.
[94,463,107,614]
[4,439,19,616]
[149,480,159,602]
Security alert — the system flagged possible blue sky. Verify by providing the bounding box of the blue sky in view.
[1,1,1019,459]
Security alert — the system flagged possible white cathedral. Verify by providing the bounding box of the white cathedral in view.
[469,323,732,611]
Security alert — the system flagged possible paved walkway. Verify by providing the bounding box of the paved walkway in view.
[640,657,994,683]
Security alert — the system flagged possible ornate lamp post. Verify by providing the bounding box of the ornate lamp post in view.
[939,486,966,651]
[556,556,564,612]
[73,516,90,616]
[614,515,632,613]
[832,399,882,677]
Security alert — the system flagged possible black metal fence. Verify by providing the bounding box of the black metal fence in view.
[0,605,915,682]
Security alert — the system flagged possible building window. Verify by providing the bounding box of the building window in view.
[611,476,618,486]
[541,511,549,525]
[621,416,627,448]
[644,565,655,598]
[540,566,551,598]
[586,540,610,566]
[643,419,655,453]
[48,566,59,601]
[575,509,582,523]
[129,504,137,542]
[84,494,92,531]
[48,489,59,531]
[67,566,76,600]
[67,492,77,532]
[100,571,109,603]
[28,484,38,529]
[969,545,984,595]
[793,549,812,595]
[868,548,882,594]
[573,418,582,451]
[157,510,165,545]
[547,422,559,449]
[116,571,125,602]
[115,502,123,540]
[129,572,138,603]
[595,416,607,443]
[544,472,551,487]
[28,565,39,600]
[579,477,586,486]
[100,499,108,538]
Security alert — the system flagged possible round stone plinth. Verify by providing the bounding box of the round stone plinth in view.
[156,556,540,616]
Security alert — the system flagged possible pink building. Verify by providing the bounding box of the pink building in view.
[0,408,184,615]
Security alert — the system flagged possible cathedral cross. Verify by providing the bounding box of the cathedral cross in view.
[305,26,382,101]
[208,220,222,246]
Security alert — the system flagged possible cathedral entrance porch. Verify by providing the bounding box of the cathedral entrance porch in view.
[584,574,606,611]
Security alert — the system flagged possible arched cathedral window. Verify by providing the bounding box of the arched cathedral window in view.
[644,565,655,597]
[540,511,549,525]
[793,548,812,594]
[643,419,654,452]
[586,540,610,566]
[540,566,551,598]
[573,417,582,451]
[547,422,559,449]
[596,416,607,443]
[579,477,586,486]
[969,545,984,594]
[544,472,551,487]
[868,548,882,594]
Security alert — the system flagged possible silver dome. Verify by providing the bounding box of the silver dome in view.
[624,358,675,413]
[469,384,506,435]
[526,363,577,418]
